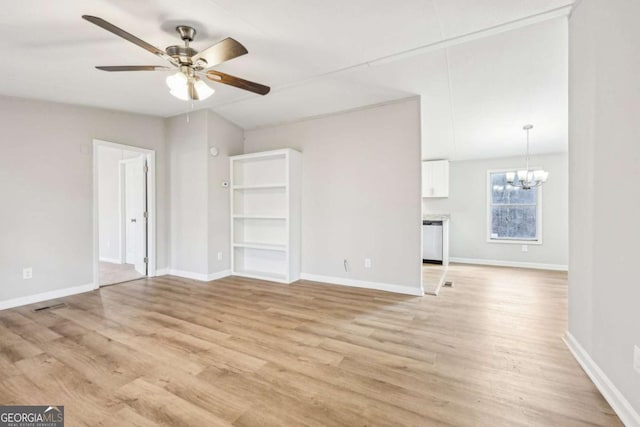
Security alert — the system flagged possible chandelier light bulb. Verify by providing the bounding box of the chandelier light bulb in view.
[194,78,215,100]
[505,172,516,183]
[166,71,188,91]
[169,87,189,101]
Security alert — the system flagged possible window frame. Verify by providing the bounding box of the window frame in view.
[486,169,543,245]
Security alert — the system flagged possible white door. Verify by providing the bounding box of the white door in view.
[123,157,147,275]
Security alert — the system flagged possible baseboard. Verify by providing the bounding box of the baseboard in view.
[424,266,448,296]
[99,257,122,264]
[450,257,568,271]
[166,269,231,282]
[564,332,640,427]
[206,270,232,281]
[300,273,424,296]
[0,283,97,311]
[154,268,170,277]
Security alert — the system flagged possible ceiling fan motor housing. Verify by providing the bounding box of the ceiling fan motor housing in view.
[166,45,198,62]
[176,25,196,42]
[168,25,208,67]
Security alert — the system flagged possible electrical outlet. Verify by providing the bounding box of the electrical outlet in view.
[521,245,528,252]
[634,345,640,374]
[364,258,372,268]
[23,267,33,279]
[217,252,223,261]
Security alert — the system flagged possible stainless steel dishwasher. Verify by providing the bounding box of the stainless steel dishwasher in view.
[422,220,443,264]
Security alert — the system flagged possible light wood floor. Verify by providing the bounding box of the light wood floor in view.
[0,264,621,426]
[422,263,448,295]
[99,261,144,287]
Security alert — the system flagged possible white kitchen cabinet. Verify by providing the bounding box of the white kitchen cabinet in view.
[422,160,449,198]
[230,149,301,284]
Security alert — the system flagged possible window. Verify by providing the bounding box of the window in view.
[487,170,542,243]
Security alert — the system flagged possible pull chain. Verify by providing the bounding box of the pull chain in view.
[185,99,195,124]
[523,124,533,173]
[525,126,530,172]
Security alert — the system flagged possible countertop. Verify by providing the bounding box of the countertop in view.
[423,214,450,221]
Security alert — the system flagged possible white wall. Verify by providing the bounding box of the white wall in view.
[166,109,244,277]
[419,18,569,163]
[244,98,423,294]
[97,146,141,263]
[0,95,168,303]
[568,0,640,421]
[424,153,568,268]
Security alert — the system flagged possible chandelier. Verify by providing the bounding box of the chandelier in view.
[506,124,549,190]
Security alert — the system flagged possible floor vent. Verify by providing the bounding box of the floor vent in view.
[33,303,66,312]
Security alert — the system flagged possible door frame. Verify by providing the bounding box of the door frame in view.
[93,139,157,287]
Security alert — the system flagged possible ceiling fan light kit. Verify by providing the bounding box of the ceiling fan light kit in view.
[505,124,549,190]
[82,16,270,101]
[165,66,215,101]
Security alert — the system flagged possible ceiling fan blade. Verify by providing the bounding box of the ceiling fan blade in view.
[192,38,248,68]
[82,15,173,62]
[205,70,270,95]
[96,65,171,72]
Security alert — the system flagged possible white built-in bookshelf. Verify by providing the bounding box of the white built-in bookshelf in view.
[230,149,301,283]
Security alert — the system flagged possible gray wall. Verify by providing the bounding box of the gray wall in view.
[207,112,244,273]
[166,111,209,275]
[166,110,244,276]
[0,95,168,301]
[0,96,243,305]
[424,153,568,268]
[569,0,640,416]
[244,98,423,292]
[0,94,421,301]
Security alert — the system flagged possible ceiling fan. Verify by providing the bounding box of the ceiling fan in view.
[82,15,270,101]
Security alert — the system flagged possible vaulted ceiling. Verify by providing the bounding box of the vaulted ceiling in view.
[0,0,571,159]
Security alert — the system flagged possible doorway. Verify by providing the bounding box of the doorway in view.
[93,140,156,287]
